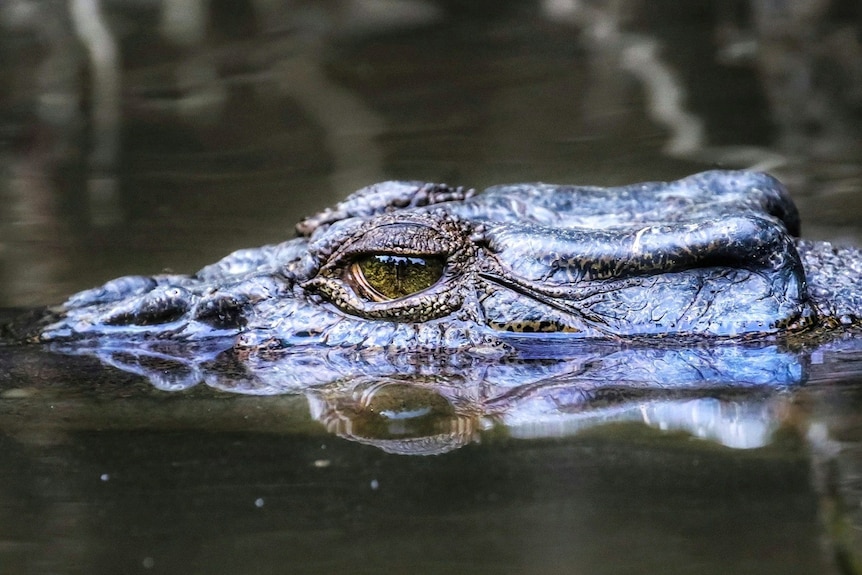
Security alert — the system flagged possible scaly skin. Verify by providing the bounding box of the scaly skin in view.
[37,170,861,357]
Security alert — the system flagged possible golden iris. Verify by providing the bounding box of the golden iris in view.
[352,254,445,300]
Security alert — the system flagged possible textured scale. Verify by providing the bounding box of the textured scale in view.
[33,170,861,357]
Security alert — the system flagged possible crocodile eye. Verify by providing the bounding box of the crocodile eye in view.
[350,254,445,301]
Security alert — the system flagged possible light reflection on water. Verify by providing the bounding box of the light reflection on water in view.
[1,1,862,573]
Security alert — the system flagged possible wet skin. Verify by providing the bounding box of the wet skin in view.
[35,170,862,357]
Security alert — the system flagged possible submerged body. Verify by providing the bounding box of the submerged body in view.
[38,170,862,355]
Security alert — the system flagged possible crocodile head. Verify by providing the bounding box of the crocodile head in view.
[41,170,815,356]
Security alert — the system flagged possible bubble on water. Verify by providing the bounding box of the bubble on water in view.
[370,479,379,490]
[100,473,110,482]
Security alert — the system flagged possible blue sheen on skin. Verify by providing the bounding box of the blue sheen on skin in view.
[36,170,860,357]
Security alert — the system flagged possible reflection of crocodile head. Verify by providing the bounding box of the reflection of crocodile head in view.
[303,372,794,455]
[0,341,820,456]
[37,170,862,356]
[307,379,482,456]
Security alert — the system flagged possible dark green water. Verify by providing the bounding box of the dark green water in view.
[1,1,862,573]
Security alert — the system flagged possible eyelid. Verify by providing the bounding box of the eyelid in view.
[301,212,474,321]
[331,223,451,262]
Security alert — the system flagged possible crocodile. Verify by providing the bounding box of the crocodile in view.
[8,169,862,452]
[4,169,855,388]
[37,170,862,352]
